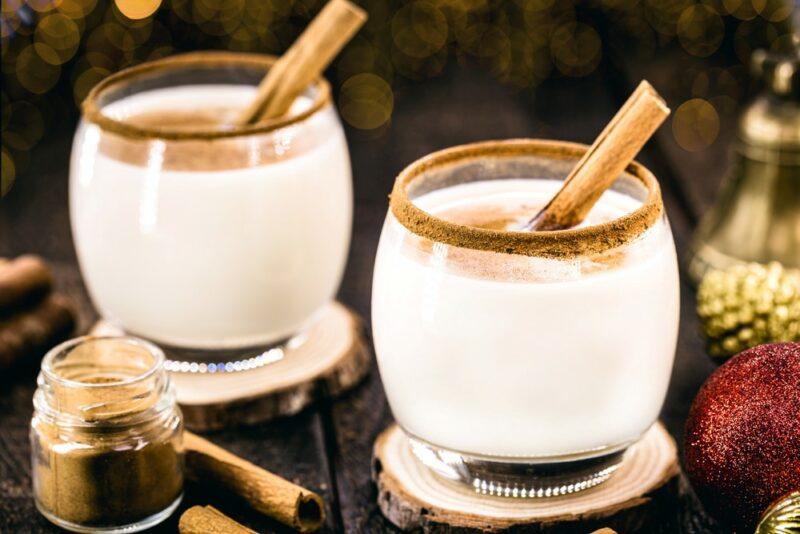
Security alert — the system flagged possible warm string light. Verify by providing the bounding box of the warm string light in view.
[673,97,721,151]
[114,0,161,20]
[0,0,796,196]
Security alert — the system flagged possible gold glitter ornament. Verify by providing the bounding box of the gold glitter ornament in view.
[697,262,800,361]
[756,491,800,534]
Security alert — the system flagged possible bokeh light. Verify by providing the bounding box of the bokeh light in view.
[26,0,61,13]
[16,45,61,94]
[338,37,394,83]
[391,2,447,59]
[551,22,602,77]
[733,19,790,62]
[56,0,100,20]
[673,98,721,151]
[644,0,693,37]
[677,5,725,57]
[1,149,14,197]
[34,13,81,65]
[0,0,795,197]
[339,72,393,130]
[72,65,111,104]
[754,0,793,22]
[114,0,162,20]
[722,0,759,21]
[476,24,511,77]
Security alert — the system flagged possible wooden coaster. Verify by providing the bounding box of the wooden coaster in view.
[91,302,370,431]
[372,422,680,532]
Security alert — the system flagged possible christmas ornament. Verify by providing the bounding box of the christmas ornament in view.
[757,491,800,534]
[696,262,800,361]
[684,343,800,531]
[688,50,800,285]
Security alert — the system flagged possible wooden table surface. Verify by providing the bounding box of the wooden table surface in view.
[0,49,734,532]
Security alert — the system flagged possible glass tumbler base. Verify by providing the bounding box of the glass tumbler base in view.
[407,433,629,498]
[36,494,182,533]
[110,326,314,374]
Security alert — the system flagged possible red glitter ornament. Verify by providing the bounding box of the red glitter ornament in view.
[685,343,800,531]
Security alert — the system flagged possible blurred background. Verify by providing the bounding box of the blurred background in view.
[1,0,798,197]
[1,2,799,531]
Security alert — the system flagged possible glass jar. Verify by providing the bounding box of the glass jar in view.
[31,336,184,533]
[70,52,353,364]
[372,140,680,496]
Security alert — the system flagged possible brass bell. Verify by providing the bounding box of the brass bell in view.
[688,48,800,285]
[756,490,800,534]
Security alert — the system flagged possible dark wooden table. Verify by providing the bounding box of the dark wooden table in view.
[1,50,734,532]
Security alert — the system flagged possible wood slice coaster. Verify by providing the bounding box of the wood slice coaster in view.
[91,302,370,431]
[372,422,680,532]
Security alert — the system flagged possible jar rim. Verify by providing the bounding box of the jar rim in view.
[389,139,664,258]
[41,335,165,390]
[81,51,332,141]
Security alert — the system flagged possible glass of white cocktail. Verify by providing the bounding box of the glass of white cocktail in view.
[372,139,679,496]
[71,52,352,366]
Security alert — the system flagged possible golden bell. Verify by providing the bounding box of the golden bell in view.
[756,491,800,534]
[688,49,800,285]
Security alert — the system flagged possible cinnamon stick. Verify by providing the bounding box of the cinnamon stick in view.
[183,431,325,533]
[237,0,367,124]
[179,506,256,534]
[0,255,53,313]
[0,293,75,369]
[526,81,670,231]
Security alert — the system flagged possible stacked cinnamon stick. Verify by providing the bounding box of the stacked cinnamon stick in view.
[0,255,75,368]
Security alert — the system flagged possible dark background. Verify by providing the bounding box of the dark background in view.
[2,0,798,531]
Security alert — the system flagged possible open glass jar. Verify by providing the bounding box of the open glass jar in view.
[31,336,183,533]
[70,52,352,365]
[372,140,680,496]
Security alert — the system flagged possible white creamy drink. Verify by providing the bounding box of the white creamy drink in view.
[71,84,352,349]
[373,178,680,458]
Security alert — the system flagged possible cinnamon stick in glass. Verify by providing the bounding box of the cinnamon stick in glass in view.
[238,0,367,124]
[525,81,670,231]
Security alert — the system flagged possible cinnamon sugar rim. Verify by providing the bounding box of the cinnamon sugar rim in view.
[81,51,331,141]
[390,139,664,258]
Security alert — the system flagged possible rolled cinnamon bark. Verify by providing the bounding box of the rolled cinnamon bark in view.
[0,293,76,368]
[0,255,53,313]
[179,506,256,534]
[184,431,325,533]
[238,0,367,124]
[527,81,669,231]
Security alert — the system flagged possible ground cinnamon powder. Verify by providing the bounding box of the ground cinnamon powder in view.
[31,337,184,529]
[389,139,663,259]
[31,421,183,527]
